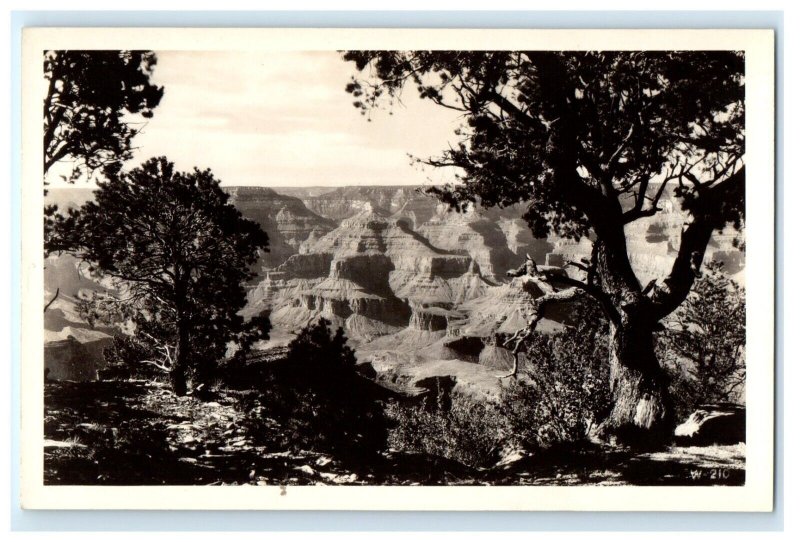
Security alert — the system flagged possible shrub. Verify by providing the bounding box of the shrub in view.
[386,389,508,469]
[240,319,388,460]
[499,301,612,451]
[386,302,612,468]
[657,260,746,419]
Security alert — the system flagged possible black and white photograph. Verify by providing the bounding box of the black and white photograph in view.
[20,28,775,510]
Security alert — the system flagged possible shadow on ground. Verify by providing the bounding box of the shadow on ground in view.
[44,380,744,486]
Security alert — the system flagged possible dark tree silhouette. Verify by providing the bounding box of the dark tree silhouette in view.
[43,50,164,313]
[344,51,744,444]
[43,50,164,182]
[286,319,356,368]
[46,157,270,395]
[243,319,388,459]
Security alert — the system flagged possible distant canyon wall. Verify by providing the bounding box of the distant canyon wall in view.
[44,184,745,382]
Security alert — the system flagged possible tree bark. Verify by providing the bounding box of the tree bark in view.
[592,238,675,446]
[170,319,190,396]
[597,319,674,446]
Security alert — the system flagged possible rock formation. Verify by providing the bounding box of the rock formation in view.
[225,187,335,269]
[43,254,114,381]
[43,184,746,391]
[417,203,522,282]
[674,404,746,445]
[45,334,112,381]
[257,206,492,343]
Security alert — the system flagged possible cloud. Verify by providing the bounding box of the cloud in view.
[126,50,465,187]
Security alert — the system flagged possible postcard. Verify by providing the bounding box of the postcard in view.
[20,27,774,510]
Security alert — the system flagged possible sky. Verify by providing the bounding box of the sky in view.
[52,51,465,188]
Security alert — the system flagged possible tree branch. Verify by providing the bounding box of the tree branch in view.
[606,124,634,169]
[543,273,621,326]
[44,142,73,173]
[43,288,60,312]
[652,166,745,320]
[623,175,671,223]
[500,284,586,378]
[138,359,171,373]
[486,90,539,130]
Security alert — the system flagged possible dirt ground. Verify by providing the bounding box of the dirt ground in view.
[43,380,745,486]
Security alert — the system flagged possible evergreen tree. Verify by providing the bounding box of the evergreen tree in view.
[47,156,270,394]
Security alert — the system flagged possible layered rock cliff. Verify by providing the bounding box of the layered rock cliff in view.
[44,184,746,388]
[226,187,335,268]
[417,203,525,282]
[301,186,440,227]
[254,207,492,342]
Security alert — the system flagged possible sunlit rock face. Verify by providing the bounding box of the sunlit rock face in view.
[495,214,554,264]
[409,306,452,332]
[478,344,515,371]
[417,202,561,282]
[418,204,521,283]
[225,187,335,269]
[250,207,492,342]
[301,186,441,227]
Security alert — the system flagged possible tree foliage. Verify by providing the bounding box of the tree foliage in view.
[658,261,746,418]
[344,50,744,321]
[43,50,164,182]
[47,157,270,394]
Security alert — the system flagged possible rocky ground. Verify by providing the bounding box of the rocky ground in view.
[44,380,744,486]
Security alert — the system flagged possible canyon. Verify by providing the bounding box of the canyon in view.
[44,185,745,390]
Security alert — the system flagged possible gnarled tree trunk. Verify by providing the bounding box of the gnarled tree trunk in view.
[598,319,673,446]
[592,237,674,446]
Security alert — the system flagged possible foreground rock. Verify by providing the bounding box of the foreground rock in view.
[674,404,746,446]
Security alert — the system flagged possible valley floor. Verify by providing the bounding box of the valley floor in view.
[43,380,745,486]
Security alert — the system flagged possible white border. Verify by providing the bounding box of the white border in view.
[20,27,775,511]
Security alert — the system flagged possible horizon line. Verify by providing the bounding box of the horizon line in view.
[46,183,440,190]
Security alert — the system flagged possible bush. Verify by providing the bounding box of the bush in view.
[386,389,508,469]
[240,319,388,460]
[386,302,612,468]
[657,260,746,419]
[499,301,612,451]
